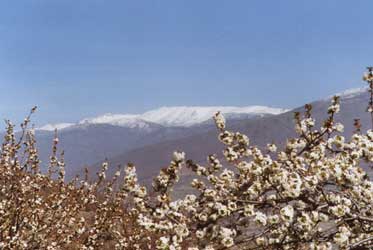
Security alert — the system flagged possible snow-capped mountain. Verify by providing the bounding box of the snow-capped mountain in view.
[141,106,287,127]
[328,87,368,100]
[37,106,288,131]
[79,114,152,130]
[11,86,371,181]
[37,123,75,131]
[98,87,373,185]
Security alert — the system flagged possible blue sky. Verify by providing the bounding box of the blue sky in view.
[0,0,372,125]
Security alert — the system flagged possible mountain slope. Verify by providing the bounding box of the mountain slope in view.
[95,88,373,184]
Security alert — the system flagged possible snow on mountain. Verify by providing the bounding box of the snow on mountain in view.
[78,114,152,129]
[337,87,368,99]
[37,106,288,131]
[37,123,75,131]
[142,106,288,127]
[326,86,368,100]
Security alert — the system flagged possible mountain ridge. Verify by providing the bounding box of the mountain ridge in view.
[36,105,288,131]
[36,86,367,132]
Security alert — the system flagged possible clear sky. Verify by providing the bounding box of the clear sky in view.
[1,0,372,125]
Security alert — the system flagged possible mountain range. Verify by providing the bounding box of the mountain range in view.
[1,87,371,186]
[20,106,286,179]
[36,106,287,131]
